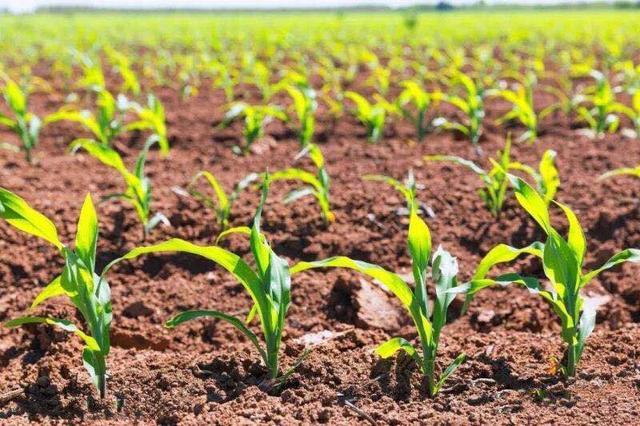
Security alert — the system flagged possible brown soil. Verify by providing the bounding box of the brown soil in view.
[1,74,640,425]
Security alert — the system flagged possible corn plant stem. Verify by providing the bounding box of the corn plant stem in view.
[423,353,436,397]
[565,341,578,377]
[96,356,107,399]
[417,109,426,141]
[266,340,279,379]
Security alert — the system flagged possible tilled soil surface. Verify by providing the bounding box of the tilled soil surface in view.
[1,75,640,425]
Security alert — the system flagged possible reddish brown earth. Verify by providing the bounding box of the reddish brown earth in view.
[1,72,640,425]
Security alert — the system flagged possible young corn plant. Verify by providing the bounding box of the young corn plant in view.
[432,72,485,147]
[71,139,169,240]
[282,83,317,148]
[460,175,640,377]
[397,80,434,141]
[345,91,395,143]
[291,174,466,396]
[494,76,538,143]
[0,189,112,398]
[188,171,259,231]
[270,143,334,224]
[76,55,106,92]
[599,164,640,183]
[105,46,141,96]
[221,102,287,155]
[0,77,43,163]
[101,178,305,387]
[614,90,640,137]
[576,70,626,138]
[211,61,236,103]
[127,94,170,155]
[425,136,559,216]
[47,89,128,148]
[540,74,583,121]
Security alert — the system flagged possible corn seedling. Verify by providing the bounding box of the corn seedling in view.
[188,171,259,231]
[397,80,434,141]
[105,46,141,96]
[102,178,306,386]
[540,74,583,121]
[47,89,129,148]
[366,66,391,96]
[71,139,169,240]
[127,94,170,155]
[425,136,559,216]
[576,70,626,137]
[432,72,485,146]
[345,91,395,143]
[211,61,236,103]
[291,174,466,396]
[76,55,106,92]
[0,77,42,163]
[0,189,111,398]
[494,75,539,143]
[270,143,334,224]
[282,83,317,148]
[459,175,640,377]
[221,102,287,155]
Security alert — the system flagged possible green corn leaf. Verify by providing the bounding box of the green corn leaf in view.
[457,273,545,297]
[555,201,586,265]
[576,296,606,359]
[31,275,64,309]
[424,155,487,177]
[362,174,413,203]
[0,187,63,249]
[267,248,292,330]
[508,175,552,233]
[432,353,466,395]
[0,112,16,128]
[75,194,98,270]
[291,256,415,310]
[216,226,251,244]
[408,204,432,315]
[345,91,371,116]
[539,150,559,203]
[581,248,640,287]
[270,168,322,192]
[4,79,26,115]
[375,337,422,365]
[306,144,325,169]
[165,309,268,366]
[408,213,432,275]
[191,171,230,215]
[431,246,459,335]
[47,110,103,141]
[542,236,580,301]
[71,139,130,178]
[3,316,101,352]
[251,178,271,279]
[245,304,258,324]
[473,242,544,280]
[101,238,268,319]
[599,167,640,180]
[82,348,107,396]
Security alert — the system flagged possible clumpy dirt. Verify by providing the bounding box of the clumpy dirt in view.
[1,70,640,425]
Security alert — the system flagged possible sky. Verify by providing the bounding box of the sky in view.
[1,0,575,13]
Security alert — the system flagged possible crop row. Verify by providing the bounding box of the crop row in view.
[1,143,639,399]
[2,58,640,161]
